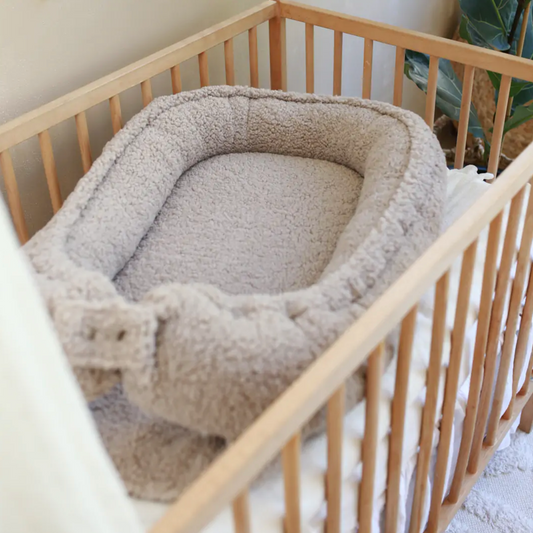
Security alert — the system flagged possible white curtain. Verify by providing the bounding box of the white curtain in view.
[0,198,144,533]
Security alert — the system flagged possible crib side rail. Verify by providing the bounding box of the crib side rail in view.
[150,143,533,533]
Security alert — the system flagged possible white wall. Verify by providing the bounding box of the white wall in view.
[0,0,458,236]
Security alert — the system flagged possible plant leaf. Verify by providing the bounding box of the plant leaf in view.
[503,102,533,133]
[461,1,533,105]
[459,0,517,51]
[404,51,485,139]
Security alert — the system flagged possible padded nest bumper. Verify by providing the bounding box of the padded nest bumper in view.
[25,86,446,499]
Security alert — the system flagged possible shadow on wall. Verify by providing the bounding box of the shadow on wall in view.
[0,0,459,237]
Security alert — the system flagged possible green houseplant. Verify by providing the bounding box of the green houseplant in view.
[404,0,533,170]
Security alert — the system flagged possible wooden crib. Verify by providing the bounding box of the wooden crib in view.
[1,1,533,532]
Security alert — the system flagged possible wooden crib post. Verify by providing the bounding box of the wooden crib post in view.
[224,39,235,86]
[269,1,287,91]
[305,23,314,93]
[519,395,533,433]
[282,432,301,533]
[326,384,345,533]
[393,47,405,107]
[409,272,449,533]
[232,491,251,533]
[0,150,29,243]
[385,306,418,533]
[454,65,475,169]
[359,343,384,533]
[425,56,439,129]
[38,130,63,213]
[248,27,260,89]
[333,31,343,96]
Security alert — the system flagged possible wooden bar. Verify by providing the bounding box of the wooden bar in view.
[198,52,210,87]
[454,65,475,169]
[409,272,449,533]
[326,384,345,533]
[359,343,384,533]
[515,263,533,401]
[141,79,153,107]
[171,65,183,94]
[224,39,235,86]
[248,27,259,88]
[109,95,123,134]
[488,75,512,176]
[469,189,526,473]
[333,31,343,96]
[75,111,92,174]
[426,240,477,533]
[305,23,314,93]
[38,130,62,213]
[362,38,373,99]
[385,305,417,533]
[393,46,405,107]
[282,433,301,533]
[449,212,503,500]
[425,55,439,129]
[269,15,287,91]
[232,491,251,533]
[519,395,533,433]
[486,188,533,441]
[520,344,533,397]
[0,150,29,243]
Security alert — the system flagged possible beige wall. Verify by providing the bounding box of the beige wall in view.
[0,0,458,236]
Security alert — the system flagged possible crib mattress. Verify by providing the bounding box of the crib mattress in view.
[130,166,533,532]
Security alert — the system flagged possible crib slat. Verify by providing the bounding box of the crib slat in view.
[109,95,123,135]
[232,491,251,533]
[359,342,384,533]
[454,65,475,169]
[393,46,405,107]
[141,79,153,107]
[333,31,343,96]
[0,150,29,243]
[225,39,235,86]
[75,111,92,174]
[520,332,533,397]
[488,75,512,176]
[362,38,373,99]
[409,272,449,533]
[516,264,533,399]
[426,240,477,533]
[282,433,301,533]
[171,65,183,94]
[38,130,62,213]
[249,27,259,89]
[269,15,287,91]
[469,189,526,472]
[199,52,210,87]
[487,189,533,440]
[305,23,314,93]
[385,305,417,533]
[326,384,345,533]
[424,56,439,129]
[449,212,503,500]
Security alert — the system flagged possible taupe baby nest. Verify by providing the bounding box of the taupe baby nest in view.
[26,86,447,500]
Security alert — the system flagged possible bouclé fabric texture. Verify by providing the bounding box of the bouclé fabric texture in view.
[25,86,447,500]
